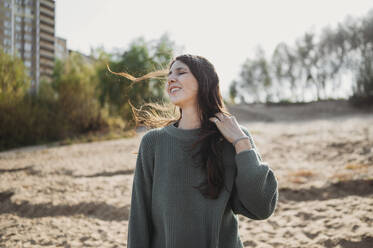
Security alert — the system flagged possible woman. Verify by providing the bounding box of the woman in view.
[110,54,278,248]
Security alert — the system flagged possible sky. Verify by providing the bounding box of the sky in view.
[55,0,373,100]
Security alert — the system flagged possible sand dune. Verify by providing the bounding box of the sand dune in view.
[0,100,372,247]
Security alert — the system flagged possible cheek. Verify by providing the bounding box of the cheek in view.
[183,84,198,100]
[183,82,198,95]
[185,77,198,92]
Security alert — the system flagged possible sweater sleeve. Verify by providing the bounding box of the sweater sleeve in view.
[229,126,278,220]
[127,132,155,247]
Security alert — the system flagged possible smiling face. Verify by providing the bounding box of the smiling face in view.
[166,60,199,108]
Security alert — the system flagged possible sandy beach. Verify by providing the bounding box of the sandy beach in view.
[1,99,372,247]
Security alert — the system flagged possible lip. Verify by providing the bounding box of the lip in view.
[168,86,182,94]
[170,88,181,95]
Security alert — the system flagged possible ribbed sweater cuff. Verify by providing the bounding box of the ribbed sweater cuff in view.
[235,149,261,168]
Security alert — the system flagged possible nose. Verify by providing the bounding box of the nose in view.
[167,74,176,85]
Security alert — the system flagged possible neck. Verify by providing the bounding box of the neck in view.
[178,104,201,129]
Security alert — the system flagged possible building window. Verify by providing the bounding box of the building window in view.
[4,29,11,36]
[4,47,11,54]
[3,39,12,47]
[24,51,31,59]
[4,20,11,28]
[3,39,12,46]
[15,24,21,31]
[24,60,32,68]
[16,16,22,23]
[25,25,32,32]
[16,33,22,40]
[25,7,32,15]
[24,42,32,51]
[3,1,11,8]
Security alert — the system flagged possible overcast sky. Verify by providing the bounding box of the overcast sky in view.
[55,0,373,100]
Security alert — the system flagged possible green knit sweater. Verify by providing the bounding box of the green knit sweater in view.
[127,121,278,248]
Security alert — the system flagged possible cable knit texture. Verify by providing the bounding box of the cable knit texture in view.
[127,121,278,248]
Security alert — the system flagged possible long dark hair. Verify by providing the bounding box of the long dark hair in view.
[108,54,233,199]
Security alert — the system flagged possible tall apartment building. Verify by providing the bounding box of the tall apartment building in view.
[55,36,68,61]
[0,0,55,95]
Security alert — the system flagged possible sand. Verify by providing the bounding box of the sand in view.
[0,99,372,247]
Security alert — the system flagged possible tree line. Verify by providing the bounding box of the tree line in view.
[229,9,373,105]
[0,34,178,151]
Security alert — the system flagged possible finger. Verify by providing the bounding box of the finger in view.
[209,117,220,125]
[215,112,224,121]
[209,117,218,122]
[221,112,230,119]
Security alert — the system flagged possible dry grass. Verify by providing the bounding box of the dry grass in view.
[58,129,136,146]
[345,163,369,170]
[289,169,314,177]
[288,177,307,184]
[288,169,315,184]
[332,172,354,182]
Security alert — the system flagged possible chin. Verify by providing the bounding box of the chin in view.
[168,94,193,108]
[169,98,185,108]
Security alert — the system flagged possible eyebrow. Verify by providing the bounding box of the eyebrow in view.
[168,67,187,76]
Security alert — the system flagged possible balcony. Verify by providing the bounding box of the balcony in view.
[40,32,54,43]
[40,49,54,60]
[40,7,54,19]
[40,23,54,36]
[40,41,54,53]
[40,58,55,69]
[40,17,54,27]
[40,0,55,10]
